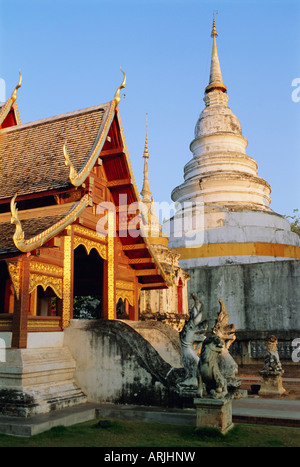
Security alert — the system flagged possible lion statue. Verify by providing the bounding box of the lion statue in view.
[198,335,228,399]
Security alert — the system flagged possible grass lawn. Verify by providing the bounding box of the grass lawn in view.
[0,418,300,447]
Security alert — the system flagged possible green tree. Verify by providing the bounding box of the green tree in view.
[73,295,101,319]
[285,209,300,235]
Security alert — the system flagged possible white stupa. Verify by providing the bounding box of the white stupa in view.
[164,18,300,270]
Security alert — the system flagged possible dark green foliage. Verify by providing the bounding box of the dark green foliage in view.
[285,209,300,235]
[73,295,101,319]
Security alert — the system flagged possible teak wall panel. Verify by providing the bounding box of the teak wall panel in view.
[116,264,135,283]
[78,207,99,231]
[36,244,64,268]
[92,180,107,205]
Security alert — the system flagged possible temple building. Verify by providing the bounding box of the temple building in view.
[0,71,178,347]
[164,19,300,361]
[0,71,180,416]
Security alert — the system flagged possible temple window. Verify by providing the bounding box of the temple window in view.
[29,286,59,317]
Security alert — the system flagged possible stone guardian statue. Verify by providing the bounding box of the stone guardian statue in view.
[259,335,286,395]
[212,299,241,397]
[178,293,208,390]
[198,335,228,399]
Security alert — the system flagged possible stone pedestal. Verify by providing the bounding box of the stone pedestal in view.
[258,373,286,396]
[0,347,86,417]
[194,397,233,434]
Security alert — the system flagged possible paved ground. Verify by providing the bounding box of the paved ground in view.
[1,396,300,437]
[232,398,300,427]
[96,397,300,428]
[238,364,300,400]
[0,369,299,437]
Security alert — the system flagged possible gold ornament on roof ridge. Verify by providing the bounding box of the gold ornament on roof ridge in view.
[0,70,22,126]
[113,68,126,105]
[63,141,79,185]
[11,69,22,104]
[10,193,24,244]
[10,193,89,252]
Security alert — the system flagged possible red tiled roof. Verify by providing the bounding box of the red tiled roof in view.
[0,202,79,254]
[0,103,111,200]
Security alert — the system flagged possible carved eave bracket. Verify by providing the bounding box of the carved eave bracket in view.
[10,193,90,253]
[116,280,134,307]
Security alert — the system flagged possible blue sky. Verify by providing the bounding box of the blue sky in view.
[1,0,299,218]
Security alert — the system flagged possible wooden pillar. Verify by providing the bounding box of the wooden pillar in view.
[102,260,109,319]
[11,257,30,348]
[177,278,183,315]
[62,229,74,329]
[129,277,139,321]
[103,211,116,320]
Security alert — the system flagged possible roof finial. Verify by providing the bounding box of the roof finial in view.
[113,68,126,105]
[140,114,152,204]
[205,14,227,94]
[211,15,218,37]
[143,113,149,159]
[11,69,22,104]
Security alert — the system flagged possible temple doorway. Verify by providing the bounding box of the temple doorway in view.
[73,245,103,319]
[177,277,183,315]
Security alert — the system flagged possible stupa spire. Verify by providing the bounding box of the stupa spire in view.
[205,17,227,94]
[140,115,152,205]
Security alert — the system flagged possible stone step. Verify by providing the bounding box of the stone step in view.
[0,402,97,437]
[0,347,86,417]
